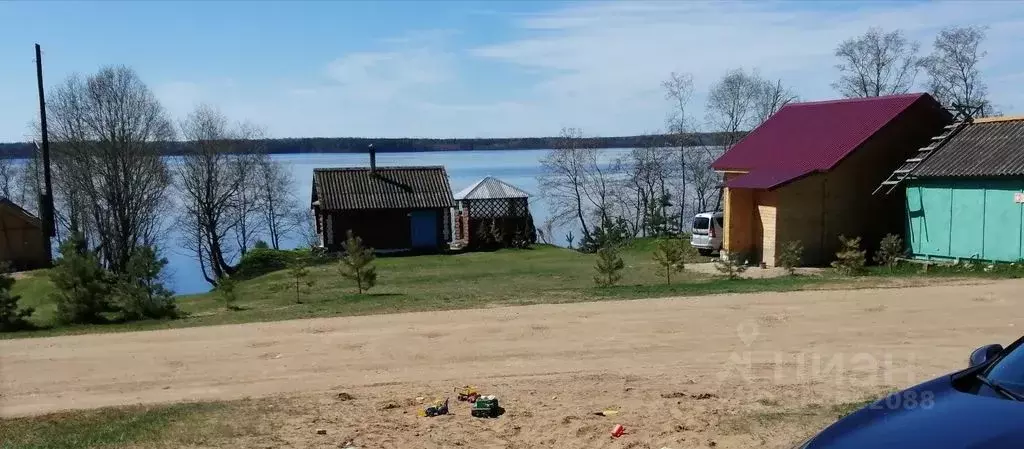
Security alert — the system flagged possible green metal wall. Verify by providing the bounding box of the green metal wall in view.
[906,179,1024,262]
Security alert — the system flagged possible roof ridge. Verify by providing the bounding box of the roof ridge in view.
[785,93,925,108]
[314,165,446,172]
[971,115,1024,124]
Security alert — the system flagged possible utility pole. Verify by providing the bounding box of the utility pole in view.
[35,43,55,265]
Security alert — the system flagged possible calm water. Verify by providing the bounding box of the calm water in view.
[165,149,633,295]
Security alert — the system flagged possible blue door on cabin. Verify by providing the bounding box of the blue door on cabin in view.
[409,210,437,248]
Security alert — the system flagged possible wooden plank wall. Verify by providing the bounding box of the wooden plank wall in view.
[755,190,778,266]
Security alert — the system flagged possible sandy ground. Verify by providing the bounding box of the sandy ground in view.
[3,279,1024,448]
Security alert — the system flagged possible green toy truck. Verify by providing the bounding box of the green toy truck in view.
[471,395,501,418]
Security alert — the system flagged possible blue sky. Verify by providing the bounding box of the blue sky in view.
[2,1,1024,142]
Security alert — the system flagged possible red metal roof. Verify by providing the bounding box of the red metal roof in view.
[725,167,816,190]
[714,93,939,189]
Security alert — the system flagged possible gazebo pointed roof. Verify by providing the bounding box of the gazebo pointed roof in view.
[453,176,529,200]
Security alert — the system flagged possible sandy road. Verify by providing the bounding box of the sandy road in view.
[2,280,1022,420]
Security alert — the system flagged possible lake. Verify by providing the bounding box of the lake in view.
[164,148,634,295]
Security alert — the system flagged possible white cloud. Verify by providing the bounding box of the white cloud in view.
[470,1,1024,135]
[147,2,1024,139]
[321,48,453,102]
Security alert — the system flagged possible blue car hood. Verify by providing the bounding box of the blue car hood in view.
[809,376,1024,448]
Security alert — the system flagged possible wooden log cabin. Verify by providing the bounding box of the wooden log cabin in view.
[310,148,454,252]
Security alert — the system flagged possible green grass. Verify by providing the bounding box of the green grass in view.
[0,402,231,449]
[7,239,1024,339]
[10,270,57,325]
[866,259,1024,278]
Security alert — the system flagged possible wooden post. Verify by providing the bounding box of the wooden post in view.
[35,43,54,265]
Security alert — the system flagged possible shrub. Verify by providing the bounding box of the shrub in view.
[253,240,270,250]
[0,262,33,332]
[874,234,905,271]
[714,252,748,279]
[217,277,240,311]
[652,238,686,284]
[339,230,377,294]
[50,235,115,324]
[832,235,867,275]
[236,248,299,279]
[115,246,178,320]
[778,241,804,276]
[593,245,624,287]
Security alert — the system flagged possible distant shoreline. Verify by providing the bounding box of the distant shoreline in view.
[0,132,730,158]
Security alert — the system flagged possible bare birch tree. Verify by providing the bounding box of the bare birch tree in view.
[663,72,695,230]
[617,135,677,237]
[229,124,267,255]
[257,156,299,250]
[687,147,721,214]
[920,25,992,115]
[0,157,17,200]
[46,66,174,273]
[754,78,799,124]
[706,69,761,148]
[538,127,596,241]
[176,105,262,285]
[833,27,920,98]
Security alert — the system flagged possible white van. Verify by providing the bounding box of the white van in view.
[689,212,723,256]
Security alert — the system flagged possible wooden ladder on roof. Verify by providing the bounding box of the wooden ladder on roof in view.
[873,105,982,195]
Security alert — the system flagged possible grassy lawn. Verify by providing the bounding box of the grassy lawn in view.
[7,239,1024,339]
[0,401,267,449]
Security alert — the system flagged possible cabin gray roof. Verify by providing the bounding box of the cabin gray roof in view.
[913,117,1024,178]
[453,176,530,200]
[311,166,454,210]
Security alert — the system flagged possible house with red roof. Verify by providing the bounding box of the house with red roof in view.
[711,93,949,266]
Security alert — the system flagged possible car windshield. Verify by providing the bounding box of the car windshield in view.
[985,343,1024,390]
[693,217,710,229]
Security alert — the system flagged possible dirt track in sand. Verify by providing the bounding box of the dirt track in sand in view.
[2,280,1023,447]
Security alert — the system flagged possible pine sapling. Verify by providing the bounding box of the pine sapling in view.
[0,262,33,332]
[288,257,310,303]
[714,252,748,279]
[832,235,866,275]
[594,245,625,287]
[652,238,686,284]
[339,230,377,294]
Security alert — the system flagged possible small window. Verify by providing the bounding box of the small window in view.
[693,217,710,229]
[715,217,724,227]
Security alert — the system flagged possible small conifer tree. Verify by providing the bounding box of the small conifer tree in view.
[652,238,686,284]
[339,230,377,294]
[832,235,867,275]
[594,245,625,287]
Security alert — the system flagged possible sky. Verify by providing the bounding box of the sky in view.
[2,1,1024,142]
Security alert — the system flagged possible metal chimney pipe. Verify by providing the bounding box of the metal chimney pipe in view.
[368,143,376,175]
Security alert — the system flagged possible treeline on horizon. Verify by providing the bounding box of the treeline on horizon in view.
[0,132,731,158]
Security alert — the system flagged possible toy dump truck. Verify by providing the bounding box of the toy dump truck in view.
[454,385,480,402]
[471,395,500,418]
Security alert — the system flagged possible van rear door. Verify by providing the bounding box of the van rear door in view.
[692,216,710,235]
